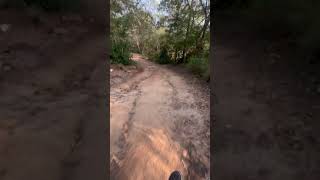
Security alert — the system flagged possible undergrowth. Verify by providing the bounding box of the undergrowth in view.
[186,56,210,80]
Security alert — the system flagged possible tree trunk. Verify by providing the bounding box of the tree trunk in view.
[174,49,178,62]
[182,0,194,63]
[196,18,209,51]
[196,0,209,51]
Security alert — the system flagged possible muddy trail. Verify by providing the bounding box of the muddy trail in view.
[110,54,210,180]
[0,10,107,180]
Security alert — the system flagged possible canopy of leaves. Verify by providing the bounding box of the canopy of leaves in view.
[111,0,210,79]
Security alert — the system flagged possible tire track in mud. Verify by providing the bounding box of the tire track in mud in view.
[115,89,142,158]
[111,63,157,162]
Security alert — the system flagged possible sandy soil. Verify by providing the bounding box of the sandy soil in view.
[0,10,107,180]
[110,54,210,180]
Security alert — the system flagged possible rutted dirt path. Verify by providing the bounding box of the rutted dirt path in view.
[110,54,210,180]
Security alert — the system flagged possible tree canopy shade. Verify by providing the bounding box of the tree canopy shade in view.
[111,0,210,78]
[158,0,210,63]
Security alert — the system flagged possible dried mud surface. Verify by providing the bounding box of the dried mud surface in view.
[110,54,210,180]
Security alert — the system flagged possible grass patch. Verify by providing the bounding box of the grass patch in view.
[186,57,210,80]
[154,48,171,64]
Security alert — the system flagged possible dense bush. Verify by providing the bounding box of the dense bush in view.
[110,0,136,65]
[155,47,171,64]
[186,56,209,79]
[111,41,133,65]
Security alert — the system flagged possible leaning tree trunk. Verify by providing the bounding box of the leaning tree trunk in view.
[182,0,194,63]
[196,0,209,51]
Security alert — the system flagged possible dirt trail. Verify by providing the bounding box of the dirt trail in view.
[110,54,210,180]
[0,10,107,180]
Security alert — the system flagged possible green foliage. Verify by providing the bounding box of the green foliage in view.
[158,0,210,64]
[128,9,155,55]
[110,0,135,65]
[186,56,209,79]
[111,41,133,65]
[110,0,210,77]
[156,47,171,64]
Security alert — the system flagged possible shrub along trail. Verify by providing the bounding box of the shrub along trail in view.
[110,54,210,180]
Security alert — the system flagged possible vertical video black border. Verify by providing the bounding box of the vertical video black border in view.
[106,0,111,179]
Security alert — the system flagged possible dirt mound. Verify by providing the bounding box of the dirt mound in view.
[110,64,142,87]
